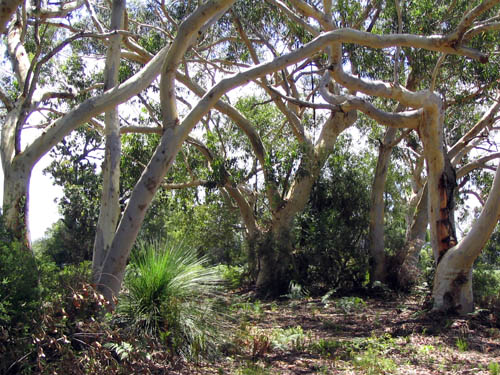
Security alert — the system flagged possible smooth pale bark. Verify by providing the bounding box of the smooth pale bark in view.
[1,38,168,240]
[433,159,500,314]
[92,0,126,282]
[94,2,492,301]
[368,128,396,284]
[2,20,31,243]
[396,184,428,290]
[97,0,236,303]
[368,72,419,284]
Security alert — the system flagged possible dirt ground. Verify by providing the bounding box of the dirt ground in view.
[180,292,500,374]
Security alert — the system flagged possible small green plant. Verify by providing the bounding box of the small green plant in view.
[418,344,435,355]
[352,346,397,375]
[271,326,308,351]
[232,300,265,319]
[489,361,500,375]
[336,296,366,314]
[312,333,397,373]
[310,338,348,359]
[217,264,246,289]
[104,341,134,360]
[282,281,309,300]
[456,337,469,352]
[236,363,271,375]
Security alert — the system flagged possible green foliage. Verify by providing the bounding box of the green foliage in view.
[231,300,265,320]
[472,268,500,310]
[235,363,271,375]
[0,213,40,326]
[335,296,366,314]
[116,241,225,359]
[310,333,397,374]
[472,224,500,311]
[103,341,134,361]
[41,126,102,265]
[489,361,500,375]
[270,326,308,351]
[456,337,469,352]
[217,264,247,289]
[293,140,371,293]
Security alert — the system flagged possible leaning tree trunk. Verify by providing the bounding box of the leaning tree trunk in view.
[432,158,500,314]
[97,0,236,304]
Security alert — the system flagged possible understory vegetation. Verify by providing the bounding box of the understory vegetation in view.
[1,208,499,374]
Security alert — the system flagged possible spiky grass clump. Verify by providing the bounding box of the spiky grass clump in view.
[116,241,224,359]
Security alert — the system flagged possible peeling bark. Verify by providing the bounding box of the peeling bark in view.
[436,155,457,263]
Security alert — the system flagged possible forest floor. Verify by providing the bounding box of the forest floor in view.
[179,291,500,375]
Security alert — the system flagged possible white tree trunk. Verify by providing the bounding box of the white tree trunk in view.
[92,0,126,282]
[433,159,500,314]
[97,0,236,303]
[2,159,31,245]
[368,128,396,283]
[397,184,428,289]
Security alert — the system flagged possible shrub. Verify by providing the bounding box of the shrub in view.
[473,267,500,310]
[293,148,371,294]
[217,264,247,289]
[116,241,225,359]
[0,214,40,327]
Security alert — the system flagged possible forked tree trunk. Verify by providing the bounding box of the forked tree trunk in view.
[97,0,235,303]
[253,111,356,296]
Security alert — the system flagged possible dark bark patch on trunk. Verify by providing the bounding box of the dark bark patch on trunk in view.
[437,156,457,264]
[442,272,468,313]
[452,271,468,286]
[144,177,158,193]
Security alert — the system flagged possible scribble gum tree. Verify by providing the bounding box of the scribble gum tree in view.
[326,1,500,313]
[2,0,499,313]
[0,1,171,244]
[349,0,500,290]
[93,0,500,309]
